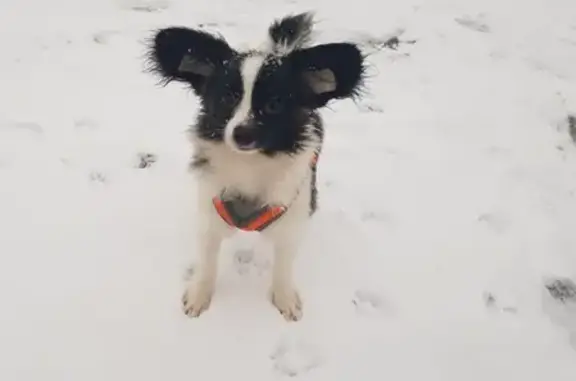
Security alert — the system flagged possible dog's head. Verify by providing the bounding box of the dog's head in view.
[146,13,366,156]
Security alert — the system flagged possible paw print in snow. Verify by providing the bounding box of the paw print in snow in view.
[542,277,576,348]
[360,210,395,228]
[545,278,576,304]
[483,292,517,314]
[0,121,43,135]
[353,289,392,316]
[92,31,120,45]
[136,152,157,169]
[233,248,270,276]
[455,14,490,33]
[358,103,384,113]
[89,171,106,184]
[270,338,322,377]
[74,118,98,131]
[233,249,254,275]
[477,213,509,234]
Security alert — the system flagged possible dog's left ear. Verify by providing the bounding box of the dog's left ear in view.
[290,43,366,108]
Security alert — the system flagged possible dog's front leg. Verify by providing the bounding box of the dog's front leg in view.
[182,224,221,317]
[182,188,231,318]
[269,237,303,321]
[265,204,308,322]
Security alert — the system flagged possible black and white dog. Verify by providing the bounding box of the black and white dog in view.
[146,12,365,321]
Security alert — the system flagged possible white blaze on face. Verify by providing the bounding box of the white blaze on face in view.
[224,54,266,153]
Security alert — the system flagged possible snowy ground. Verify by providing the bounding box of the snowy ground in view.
[1,0,576,379]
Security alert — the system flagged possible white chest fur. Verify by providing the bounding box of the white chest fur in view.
[193,140,316,206]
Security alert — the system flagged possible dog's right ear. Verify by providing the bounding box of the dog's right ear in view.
[146,27,235,94]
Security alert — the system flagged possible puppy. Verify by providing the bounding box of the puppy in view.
[146,12,365,321]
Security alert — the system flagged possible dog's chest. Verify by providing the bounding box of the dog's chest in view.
[212,155,281,195]
[199,144,305,203]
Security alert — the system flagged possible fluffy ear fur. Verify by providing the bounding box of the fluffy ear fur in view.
[146,27,235,94]
[267,12,314,53]
[290,43,366,108]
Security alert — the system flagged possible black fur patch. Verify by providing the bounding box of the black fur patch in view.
[145,27,235,95]
[310,162,318,215]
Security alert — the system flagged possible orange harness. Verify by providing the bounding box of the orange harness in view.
[213,152,319,232]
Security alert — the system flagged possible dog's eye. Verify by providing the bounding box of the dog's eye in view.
[264,97,284,115]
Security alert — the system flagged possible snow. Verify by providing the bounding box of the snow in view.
[1,0,576,379]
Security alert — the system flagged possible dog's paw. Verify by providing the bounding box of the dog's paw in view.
[270,286,303,321]
[182,282,214,318]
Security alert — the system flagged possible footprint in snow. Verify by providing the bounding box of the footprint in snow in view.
[358,103,384,113]
[360,210,395,227]
[89,171,106,184]
[136,152,157,169]
[542,277,576,351]
[455,14,491,33]
[233,249,254,275]
[356,30,417,52]
[353,289,393,317]
[545,278,576,304]
[232,248,270,276]
[92,31,120,45]
[270,338,322,377]
[74,118,98,131]
[483,292,517,314]
[477,213,510,234]
[0,121,43,135]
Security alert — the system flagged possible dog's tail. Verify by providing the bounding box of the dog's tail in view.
[266,12,315,55]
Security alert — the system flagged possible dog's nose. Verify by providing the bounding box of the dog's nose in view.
[232,124,257,150]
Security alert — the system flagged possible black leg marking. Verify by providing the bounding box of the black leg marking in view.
[309,163,318,216]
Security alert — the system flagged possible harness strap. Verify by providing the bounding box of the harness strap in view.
[213,198,287,232]
[213,151,319,232]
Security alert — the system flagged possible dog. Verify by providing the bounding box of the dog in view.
[145,12,366,321]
